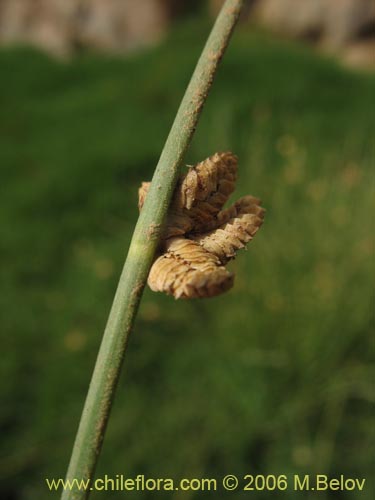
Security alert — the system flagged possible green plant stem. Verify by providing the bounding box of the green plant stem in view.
[62,1,243,498]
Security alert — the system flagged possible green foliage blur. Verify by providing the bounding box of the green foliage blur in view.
[0,18,374,500]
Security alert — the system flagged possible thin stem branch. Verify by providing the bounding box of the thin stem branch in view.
[62,2,243,498]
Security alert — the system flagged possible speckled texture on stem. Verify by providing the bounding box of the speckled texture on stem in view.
[62,2,244,499]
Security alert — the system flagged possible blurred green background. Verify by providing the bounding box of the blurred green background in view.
[1,15,374,500]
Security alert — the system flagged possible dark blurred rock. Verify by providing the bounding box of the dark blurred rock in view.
[0,0,182,56]
[73,0,169,54]
[254,0,375,48]
[342,40,375,69]
[210,0,375,69]
[1,0,373,68]
[0,0,72,56]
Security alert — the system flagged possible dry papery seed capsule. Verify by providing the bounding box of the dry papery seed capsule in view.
[148,238,234,299]
[177,151,238,210]
[139,151,265,299]
[191,195,266,263]
[138,152,239,238]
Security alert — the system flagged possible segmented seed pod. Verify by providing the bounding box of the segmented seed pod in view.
[138,151,265,299]
[148,238,234,299]
[177,151,237,210]
[191,195,265,263]
[138,152,238,238]
[173,151,237,234]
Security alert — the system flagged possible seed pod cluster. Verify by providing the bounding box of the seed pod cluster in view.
[139,152,265,299]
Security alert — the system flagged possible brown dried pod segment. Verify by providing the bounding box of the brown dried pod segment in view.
[138,152,238,238]
[172,152,237,234]
[191,195,265,263]
[177,151,237,210]
[138,151,265,299]
[148,238,234,299]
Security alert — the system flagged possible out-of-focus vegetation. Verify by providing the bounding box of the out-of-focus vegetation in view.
[0,18,374,500]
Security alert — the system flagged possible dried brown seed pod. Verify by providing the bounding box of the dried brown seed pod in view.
[138,152,238,237]
[170,151,237,235]
[177,151,237,210]
[138,151,265,299]
[148,238,234,299]
[191,195,265,263]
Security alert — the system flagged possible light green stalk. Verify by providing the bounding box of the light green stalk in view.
[62,1,243,498]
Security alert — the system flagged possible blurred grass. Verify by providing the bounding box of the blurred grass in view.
[0,18,374,500]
